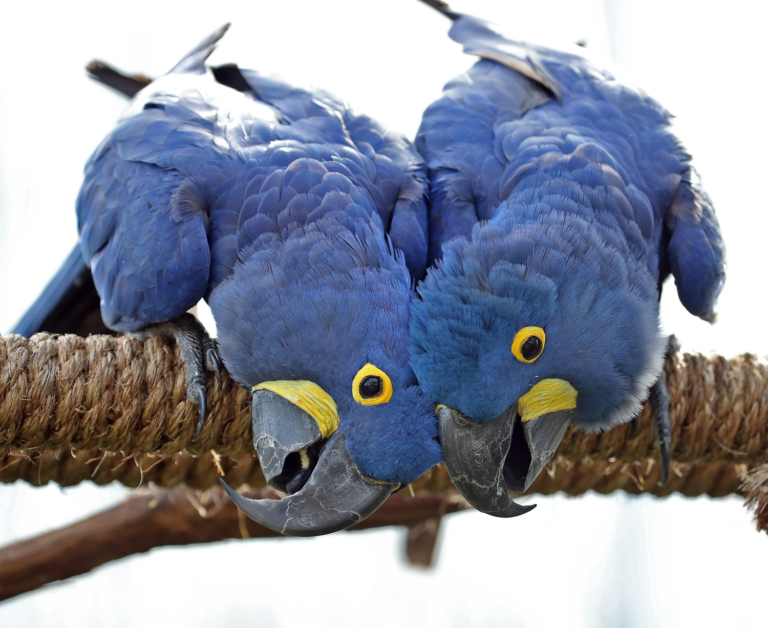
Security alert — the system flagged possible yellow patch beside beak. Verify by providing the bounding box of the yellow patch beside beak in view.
[253,380,339,438]
[518,379,578,422]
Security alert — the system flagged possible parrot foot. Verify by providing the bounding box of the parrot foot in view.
[131,313,221,439]
[649,335,677,486]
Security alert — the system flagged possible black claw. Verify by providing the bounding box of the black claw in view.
[629,416,639,439]
[208,348,222,388]
[195,387,206,439]
[667,334,680,355]
[659,440,670,486]
[131,314,216,441]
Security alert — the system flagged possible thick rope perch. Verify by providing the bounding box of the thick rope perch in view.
[1,333,768,527]
[3,332,768,460]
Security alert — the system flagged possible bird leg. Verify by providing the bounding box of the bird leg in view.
[626,335,676,485]
[649,365,671,486]
[130,313,221,438]
[650,335,678,485]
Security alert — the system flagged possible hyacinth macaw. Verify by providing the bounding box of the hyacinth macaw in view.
[15,26,441,535]
[410,2,725,516]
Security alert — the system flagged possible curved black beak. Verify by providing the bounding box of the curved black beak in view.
[438,405,534,517]
[252,389,323,494]
[439,404,575,517]
[222,432,393,537]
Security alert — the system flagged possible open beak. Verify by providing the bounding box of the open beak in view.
[221,381,392,536]
[250,381,340,494]
[438,379,577,517]
[222,431,393,536]
[251,389,324,494]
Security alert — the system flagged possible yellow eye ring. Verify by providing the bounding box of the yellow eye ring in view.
[352,363,393,405]
[511,326,546,363]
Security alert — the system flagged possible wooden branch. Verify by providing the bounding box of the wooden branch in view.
[406,516,442,567]
[85,60,151,98]
[0,488,465,602]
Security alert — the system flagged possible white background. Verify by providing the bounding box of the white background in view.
[0,0,766,625]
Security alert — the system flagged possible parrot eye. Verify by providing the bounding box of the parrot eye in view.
[511,326,546,363]
[352,363,393,406]
[360,376,383,398]
[521,336,542,360]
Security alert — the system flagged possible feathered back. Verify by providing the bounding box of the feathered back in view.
[417,13,724,320]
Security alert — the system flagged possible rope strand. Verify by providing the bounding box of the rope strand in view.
[3,333,768,462]
[2,332,768,532]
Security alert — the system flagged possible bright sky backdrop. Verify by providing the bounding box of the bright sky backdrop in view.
[1,1,767,626]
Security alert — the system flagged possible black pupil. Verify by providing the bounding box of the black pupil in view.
[360,376,383,399]
[521,336,542,360]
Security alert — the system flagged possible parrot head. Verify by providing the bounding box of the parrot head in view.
[210,224,441,536]
[410,212,665,516]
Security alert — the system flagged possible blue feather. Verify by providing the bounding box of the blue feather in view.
[73,27,440,485]
[412,13,725,432]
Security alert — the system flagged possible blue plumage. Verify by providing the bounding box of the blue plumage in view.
[409,11,725,512]
[74,26,440,496]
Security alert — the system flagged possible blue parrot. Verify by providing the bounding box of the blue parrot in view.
[409,3,725,516]
[16,26,441,535]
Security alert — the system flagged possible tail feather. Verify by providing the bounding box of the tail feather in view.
[12,245,111,337]
[448,15,563,102]
[419,1,565,102]
[168,23,230,75]
[86,24,232,99]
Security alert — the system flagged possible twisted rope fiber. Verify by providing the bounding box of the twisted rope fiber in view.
[0,333,767,509]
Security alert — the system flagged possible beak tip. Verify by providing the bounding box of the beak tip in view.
[219,478,247,508]
[220,433,392,537]
[487,499,537,518]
